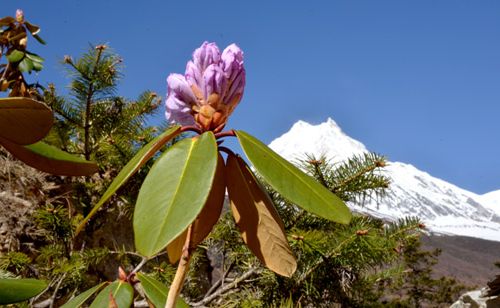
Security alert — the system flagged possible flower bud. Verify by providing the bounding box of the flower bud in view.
[15,9,24,23]
[165,42,245,132]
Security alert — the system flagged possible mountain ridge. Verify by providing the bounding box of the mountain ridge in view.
[268,117,500,242]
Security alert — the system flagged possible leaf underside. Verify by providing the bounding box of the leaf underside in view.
[226,153,297,277]
[236,130,352,225]
[168,153,226,263]
[134,132,218,257]
[0,97,53,145]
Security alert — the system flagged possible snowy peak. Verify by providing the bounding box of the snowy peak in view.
[269,117,367,163]
[269,118,500,242]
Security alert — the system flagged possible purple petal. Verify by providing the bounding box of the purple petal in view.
[167,73,197,104]
[185,61,203,91]
[224,67,245,105]
[203,64,227,99]
[165,94,195,126]
[221,44,244,80]
[193,42,221,72]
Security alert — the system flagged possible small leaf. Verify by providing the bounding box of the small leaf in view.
[0,278,47,304]
[25,52,44,63]
[89,281,133,308]
[61,282,107,308]
[6,49,25,63]
[33,33,46,45]
[0,139,98,176]
[168,154,225,263]
[236,130,351,224]
[137,273,189,308]
[18,57,34,72]
[32,61,43,71]
[226,153,297,277]
[24,21,41,35]
[76,125,181,235]
[0,17,15,26]
[134,132,218,257]
[0,97,53,145]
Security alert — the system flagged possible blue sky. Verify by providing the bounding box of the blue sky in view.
[3,1,500,194]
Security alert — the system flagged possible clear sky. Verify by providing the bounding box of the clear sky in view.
[3,1,500,194]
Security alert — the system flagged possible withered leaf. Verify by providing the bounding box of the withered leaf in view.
[226,153,297,277]
[0,97,53,145]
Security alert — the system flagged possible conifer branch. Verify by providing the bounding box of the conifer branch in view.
[83,46,105,160]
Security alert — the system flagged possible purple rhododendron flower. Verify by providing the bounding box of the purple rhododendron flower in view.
[16,9,24,22]
[165,42,245,132]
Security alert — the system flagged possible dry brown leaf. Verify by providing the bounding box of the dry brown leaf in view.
[167,154,226,264]
[0,97,53,145]
[226,153,297,277]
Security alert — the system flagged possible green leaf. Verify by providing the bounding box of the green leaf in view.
[76,125,181,235]
[0,139,98,176]
[0,97,53,145]
[18,57,34,72]
[25,52,44,64]
[32,61,43,71]
[89,281,133,308]
[134,131,218,257]
[33,33,46,45]
[0,278,47,304]
[236,130,352,224]
[6,50,25,63]
[61,282,106,308]
[137,273,189,308]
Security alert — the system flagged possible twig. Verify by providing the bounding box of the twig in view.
[192,267,260,307]
[129,257,148,278]
[204,261,234,298]
[165,224,194,308]
[214,129,236,139]
[49,273,67,308]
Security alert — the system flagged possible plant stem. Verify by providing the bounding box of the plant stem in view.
[165,224,193,308]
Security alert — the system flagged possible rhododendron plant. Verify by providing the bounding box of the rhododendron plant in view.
[77,41,351,308]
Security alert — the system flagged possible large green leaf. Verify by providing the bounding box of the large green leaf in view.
[89,281,133,308]
[134,132,218,257]
[75,125,181,235]
[236,130,351,224]
[0,97,53,145]
[0,139,98,176]
[60,282,106,308]
[137,273,189,308]
[0,278,47,304]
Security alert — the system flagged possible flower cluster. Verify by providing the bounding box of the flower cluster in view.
[165,42,245,132]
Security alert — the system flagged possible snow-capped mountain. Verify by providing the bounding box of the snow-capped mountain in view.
[269,118,500,242]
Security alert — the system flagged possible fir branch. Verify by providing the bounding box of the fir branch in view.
[83,45,105,160]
